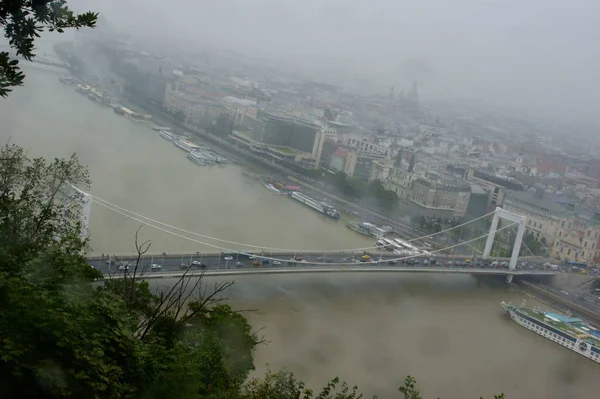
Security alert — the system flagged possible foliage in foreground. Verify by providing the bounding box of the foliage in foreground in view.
[0,142,506,398]
[240,370,506,399]
[0,0,97,97]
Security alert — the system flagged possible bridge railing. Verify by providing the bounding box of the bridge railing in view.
[88,251,548,263]
[100,265,559,281]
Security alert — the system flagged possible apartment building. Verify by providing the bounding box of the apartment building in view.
[410,175,472,218]
[163,82,223,122]
[339,135,390,157]
[369,159,394,182]
[551,225,600,264]
[502,190,567,246]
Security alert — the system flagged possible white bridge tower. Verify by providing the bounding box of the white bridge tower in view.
[482,207,527,283]
[66,184,93,242]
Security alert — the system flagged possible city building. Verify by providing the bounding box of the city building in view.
[502,190,568,246]
[339,135,390,157]
[369,159,394,182]
[221,96,257,125]
[163,82,224,123]
[551,224,600,264]
[409,175,472,218]
[469,175,506,209]
[467,184,490,219]
[256,112,323,156]
[318,141,387,179]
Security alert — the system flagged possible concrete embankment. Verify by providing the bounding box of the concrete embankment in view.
[519,280,600,327]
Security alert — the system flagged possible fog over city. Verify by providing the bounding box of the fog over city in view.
[67,0,600,126]
[3,0,600,397]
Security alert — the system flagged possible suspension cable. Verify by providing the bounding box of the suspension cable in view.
[89,191,495,253]
[95,200,517,266]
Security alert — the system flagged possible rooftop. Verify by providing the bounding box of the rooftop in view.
[544,312,582,324]
[504,190,566,215]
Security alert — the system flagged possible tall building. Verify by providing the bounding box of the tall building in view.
[259,113,322,155]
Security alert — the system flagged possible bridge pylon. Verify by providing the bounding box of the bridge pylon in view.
[66,184,92,242]
[482,207,527,283]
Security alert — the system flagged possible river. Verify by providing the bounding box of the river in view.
[0,65,373,255]
[2,65,599,398]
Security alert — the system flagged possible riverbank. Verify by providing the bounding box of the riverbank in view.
[123,100,430,240]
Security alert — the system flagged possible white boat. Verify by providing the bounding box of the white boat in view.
[200,152,216,164]
[187,152,207,166]
[75,84,91,93]
[289,191,340,219]
[501,301,600,364]
[159,130,175,141]
[174,138,201,153]
[265,184,281,194]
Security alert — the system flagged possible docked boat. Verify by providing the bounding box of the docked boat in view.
[346,221,372,236]
[75,84,91,93]
[199,151,216,164]
[159,130,175,141]
[265,184,281,194]
[289,191,340,219]
[174,138,201,153]
[186,152,207,166]
[59,76,81,85]
[501,301,600,364]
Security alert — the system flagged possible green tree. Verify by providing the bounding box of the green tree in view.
[0,144,260,399]
[0,0,98,97]
[0,143,140,398]
[0,143,507,399]
[240,371,505,399]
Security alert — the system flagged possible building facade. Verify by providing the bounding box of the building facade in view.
[552,223,600,264]
[409,176,472,218]
[502,191,567,246]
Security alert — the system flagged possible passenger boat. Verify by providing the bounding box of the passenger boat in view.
[186,152,207,166]
[174,138,201,153]
[159,130,175,141]
[501,301,600,364]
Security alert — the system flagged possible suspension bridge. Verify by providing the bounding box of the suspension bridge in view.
[66,185,558,283]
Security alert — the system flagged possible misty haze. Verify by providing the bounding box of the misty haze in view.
[1,1,600,398]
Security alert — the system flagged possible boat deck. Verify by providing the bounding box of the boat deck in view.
[518,307,600,347]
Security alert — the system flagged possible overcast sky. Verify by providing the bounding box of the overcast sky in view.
[68,0,600,126]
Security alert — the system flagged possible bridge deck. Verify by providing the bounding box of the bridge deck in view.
[105,266,557,280]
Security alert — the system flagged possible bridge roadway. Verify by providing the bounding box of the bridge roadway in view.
[89,252,554,278]
[101,266,557,280]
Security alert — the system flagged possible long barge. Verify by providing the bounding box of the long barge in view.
[289,192,340,219]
